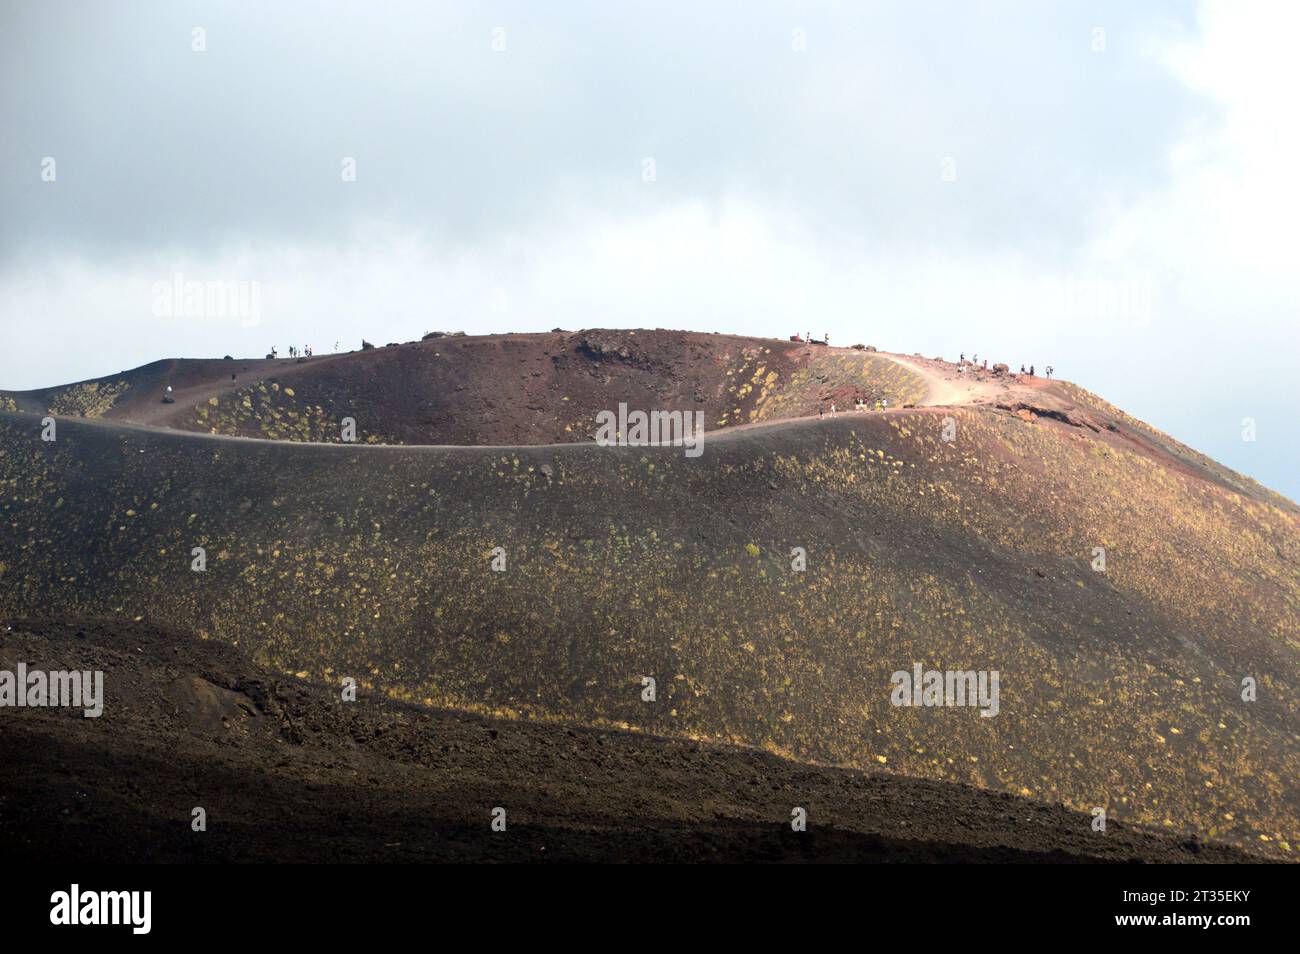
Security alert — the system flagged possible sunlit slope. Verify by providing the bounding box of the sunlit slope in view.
[0,406,1296,852]
[0,331,926,445]
[1051,379,1297,511]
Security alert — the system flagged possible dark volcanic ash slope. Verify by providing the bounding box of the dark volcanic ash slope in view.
[1,405,1296,856]
[0,618,1264,863]
[0,330,927,445]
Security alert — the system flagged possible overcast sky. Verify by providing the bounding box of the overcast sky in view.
[2,0,1296,500]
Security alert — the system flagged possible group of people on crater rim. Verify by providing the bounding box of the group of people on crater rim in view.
[819,395,888,418]
[269,344,314,359]
[793,331,831,345]
[959,353,1054,379]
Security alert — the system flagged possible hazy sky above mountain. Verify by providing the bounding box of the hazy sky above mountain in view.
[2,0,1296,499]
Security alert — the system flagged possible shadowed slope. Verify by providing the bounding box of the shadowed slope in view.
[1,404,1295,856]
[1,617,1267,863]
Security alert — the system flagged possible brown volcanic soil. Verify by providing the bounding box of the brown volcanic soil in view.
[0,617,1265,863]
[0,331,929,446]
[1,405,1297,858]
[7,331,1285,515]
